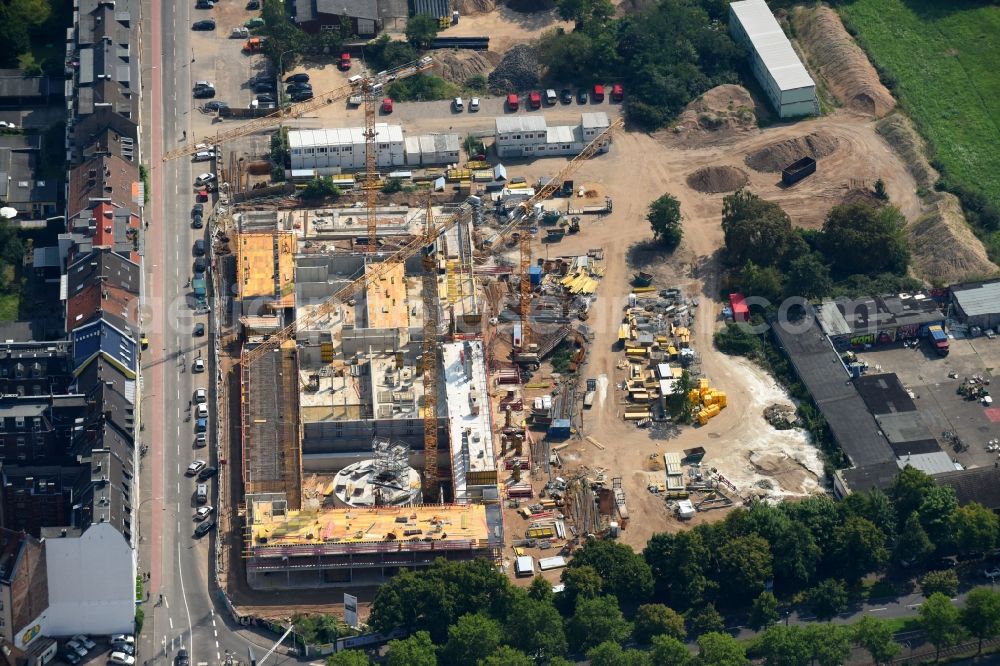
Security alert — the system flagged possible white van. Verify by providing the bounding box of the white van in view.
[196,483,208,504]
[347,75,363,86]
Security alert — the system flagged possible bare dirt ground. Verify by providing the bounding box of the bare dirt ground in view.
[445,6,572,53]
[483,100,930,549]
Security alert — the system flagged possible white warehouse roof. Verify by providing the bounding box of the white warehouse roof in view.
[730,0,815,92]
[288,124,404,148]
[581,112,610,129]
[496,116,547,133]
[545,125,579,144]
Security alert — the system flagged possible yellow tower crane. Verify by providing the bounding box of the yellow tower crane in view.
[420,196,440,501]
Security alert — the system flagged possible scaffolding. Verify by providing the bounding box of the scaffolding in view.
[371,437,411,484]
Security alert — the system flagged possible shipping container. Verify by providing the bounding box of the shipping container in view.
[729,292,749,322]
[781,156,816,186]
[515,555,535,577]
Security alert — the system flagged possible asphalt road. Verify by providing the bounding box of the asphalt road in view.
[140,1,302,665]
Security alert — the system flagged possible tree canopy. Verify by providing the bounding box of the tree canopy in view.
[820,203,910,278]
[405,13,439,49]
[647,193,683,249]
[721,190,796,268]
[567,538,654,604]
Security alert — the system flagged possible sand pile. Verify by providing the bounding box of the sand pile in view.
[673,84,757,137]
[876,114,938,190]
[452,0,496,15]
[686,166,749,194]
[744,132,839,173]
[793,6,895,117]
[909,192,999,284]
[433,50,501,85]
[841,188,885,209]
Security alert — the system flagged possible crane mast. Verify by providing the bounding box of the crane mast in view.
[363,80,379,251]
[421,197,440,501]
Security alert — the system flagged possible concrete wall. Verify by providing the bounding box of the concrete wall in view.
[43,523,135,635]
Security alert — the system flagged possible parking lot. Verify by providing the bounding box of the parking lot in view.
[859,334,1000,468]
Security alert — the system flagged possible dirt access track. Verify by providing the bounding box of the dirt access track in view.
[498,104,921,549]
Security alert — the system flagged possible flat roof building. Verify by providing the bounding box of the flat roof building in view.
[288,125,405,173]
[815,293,944,350]
[495,113,611,159]
[443,341,497,503]
[729,0,817,118]
[950,278,1000,331]
[237,231,296,316]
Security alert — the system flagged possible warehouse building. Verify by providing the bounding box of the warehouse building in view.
[728,0,818,118]
[494,113,611,159]
[288,125,405,172]
[949,278,1000,331]
[815,293,944,351]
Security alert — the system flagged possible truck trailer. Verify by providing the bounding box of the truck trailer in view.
[927,325,949,356]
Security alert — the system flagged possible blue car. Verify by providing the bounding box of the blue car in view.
[196,417,208,433]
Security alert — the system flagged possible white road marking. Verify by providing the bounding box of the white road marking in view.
[869,607,887,612]
[215,642,219,649]
[169,616,174,630]
[177,482,181,494]
[177,540,196,661]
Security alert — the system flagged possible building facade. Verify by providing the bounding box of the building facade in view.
[494,113,611,159]
[0,529,49,650]
[288,125,405,172]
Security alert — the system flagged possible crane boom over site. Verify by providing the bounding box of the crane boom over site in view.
[162,57,434,162]
[241,117,622,369]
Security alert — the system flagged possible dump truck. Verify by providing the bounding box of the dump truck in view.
[583,378,596,409]
[928,325,949,356]
[781,156,816,186]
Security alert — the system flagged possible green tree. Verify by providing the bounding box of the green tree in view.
[831,516,888,581]
[754,625,811,666]
[919,592,965,659]
[566,596,631,653]
[961,587,1000,655]
[917,485,959,548]
[559,564,603,611]
[300,176,342,202]
[404,13,439,49]
[479,646,534,666]
[504,594,567,661]
[853,616,901,665]
[889,466,936,522]
[771,523,821,591]
[293,614,343,644]
[820,202,909,277]
[920,569,959,598]
[895,512,934,567]
[568,539,653,604]
[784,252,832,299]
[633,603,686,643]
[555,0,614,26]
[440,614,503,666]
[690,603,725,636]
[716,534,773,603]
[803,624,852,666]
[651,635,692,666]
[747,592,780,631]
[326,651,369,666]
[873,178,889,201]
[587,641,652,666]
[952,502,999,557]
[804,579,848,621]
[647,193,683,249]
[0,5,29,67]
[696,632,748,666]
[721,189,796,268]
[644,530,712,611]
[527,575,554,603]
[385,631,436,666]
[666,370,695,423]
[365,34,419,72]
[740,261,785,303]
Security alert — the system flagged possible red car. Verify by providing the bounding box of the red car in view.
[593,84,605,102]
[611,83,623,102]
[381,98,393,113]
[528,91,541,109]
[506,93,519,111]
[339,52,351,70]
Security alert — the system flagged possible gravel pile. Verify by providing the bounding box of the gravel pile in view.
[488,45,540,92]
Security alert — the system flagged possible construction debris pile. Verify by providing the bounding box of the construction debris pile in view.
[488,44,540,93]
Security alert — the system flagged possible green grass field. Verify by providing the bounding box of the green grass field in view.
[0,293,19,322]
[839,0,1000,206]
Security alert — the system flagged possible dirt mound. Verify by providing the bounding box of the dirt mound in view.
[744,132,839,173]
[876,114,937,190]
[433,50,501,85]
[668,85,757,144]
[452,0,496,13]
[841,188,885,209]
[792,6,895,117]
[488,44,539,92]
[686,166,749,194]
[909,192,999,284]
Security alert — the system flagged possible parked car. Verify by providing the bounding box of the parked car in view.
[545,89,557,105]
[195,0,213,9]
[194,322,205,336]
[196,403,209,418]
[195,417,208,432]
[453,97,464,111]
[245,16,265,28]
[592,84,605,102]
[194,257,207,272]
[528,91,541,109]
[246,0,260,7]
[289,91,314,102]
[194,358,206,373]
[507,93,519,111]
[560,88,573,104]
[381,98,393,113]
[286,82,312,93]
[111,635,135,646]
[611,83,623,102]
[253,82,277,94]
[108,651,136,666]
[111,643,135,656]
[194,172,216,186]
[985,568,1000,579]
[192,215,203,229]
[339,52,351,70]
[193,150,215,161]
[195,520,215,537]
[469,97,480,112]
[195,388,207,403]
[61,652,81,665]
[193,239,206,256]
[186,460,207,476]
[195,433,207,447]
[577,89,587,104]
[198,466,218,481]
[285,73,310,83]
[65,641,87,658]
[193,86,216,99]
[191,203,204,216]
[255,94,276,104]
[72,636,96,651]
[175,648,190,666]
[192,19,216,30]
[195,505,215,521]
